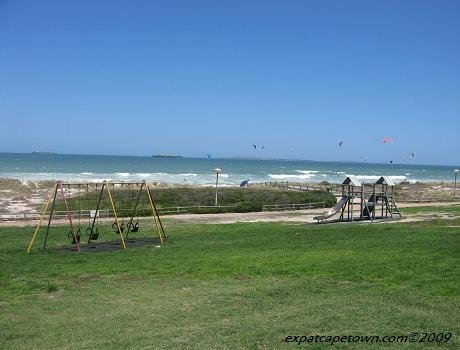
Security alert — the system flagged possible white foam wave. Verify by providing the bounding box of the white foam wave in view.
[389,176,409,182]
[295,170,319,175]
[90,178,112,183]
[269,174,314,180]
[0,169,446,186]
[351,175,410,184]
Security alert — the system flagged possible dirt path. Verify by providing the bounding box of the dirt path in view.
[1,201,459,227]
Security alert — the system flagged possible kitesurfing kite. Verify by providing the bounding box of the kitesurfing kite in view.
[382,137,394,144]
[252,144,257,149]
[410,151,416,159]
[389,160,395,165]
[338,140,344,147]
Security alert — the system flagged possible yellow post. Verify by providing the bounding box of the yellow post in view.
[151,191,166,239]
[146,184,165,244]
[57,182,80,252]
[106,182,127,249]
[27,184,57,253]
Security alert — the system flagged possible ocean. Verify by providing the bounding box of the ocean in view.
[0,153,458,185]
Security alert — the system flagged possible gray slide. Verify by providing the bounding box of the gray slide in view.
[313,196,349,223]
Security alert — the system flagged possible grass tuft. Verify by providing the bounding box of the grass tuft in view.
[46,283,58,293]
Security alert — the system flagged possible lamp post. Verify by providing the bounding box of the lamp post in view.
[214,168,222,206]
[454,169,459,197]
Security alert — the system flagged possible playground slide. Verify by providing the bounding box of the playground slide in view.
[313,196,349,223]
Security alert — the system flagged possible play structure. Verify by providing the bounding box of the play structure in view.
[27,181,166,252]
[314,176,401,223]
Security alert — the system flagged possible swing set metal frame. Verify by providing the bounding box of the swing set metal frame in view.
[27,180,166,253]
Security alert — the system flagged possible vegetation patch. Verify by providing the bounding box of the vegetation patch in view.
[54,187,336,215]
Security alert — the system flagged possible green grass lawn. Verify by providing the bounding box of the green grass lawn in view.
[401,204,460,215]
[0,217,459,349]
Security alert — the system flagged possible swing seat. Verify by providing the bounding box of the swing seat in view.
[86,227,100,240]
[127,221,140,233]
[68,228,81,244]
[112,222,125,234]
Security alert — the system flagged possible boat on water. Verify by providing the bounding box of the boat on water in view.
[31,151,57,155]
[152,154,183,158]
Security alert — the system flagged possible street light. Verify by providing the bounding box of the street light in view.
[454,169,459,197]
[214,168,222,206]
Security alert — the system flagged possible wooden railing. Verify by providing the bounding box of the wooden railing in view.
[264,181,337,193]
[262,201,326,211]
[394,197,460,203]
[0,201,328,221]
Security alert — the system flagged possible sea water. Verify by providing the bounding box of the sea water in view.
[0,153,458,185]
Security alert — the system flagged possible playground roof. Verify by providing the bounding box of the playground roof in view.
[342,176,362,186]
[375,176,395,186]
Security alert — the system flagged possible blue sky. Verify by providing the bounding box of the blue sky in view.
[0,0,459,165]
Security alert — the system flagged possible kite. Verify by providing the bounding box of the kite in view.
[338,140,344,147]
[410,151,415,159]
[382,137,394,144]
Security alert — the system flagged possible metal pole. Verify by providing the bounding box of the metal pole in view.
[88,183,105,244]
[126,182,144,238]
[455,172,458,197]
[215,173,219,206]
[28,184,56,253]
[42,185,59,250]
[106,182,127,249]
[57,182,81,251]
[146,185,166,243]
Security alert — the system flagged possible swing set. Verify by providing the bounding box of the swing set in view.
[27,180,166,252]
